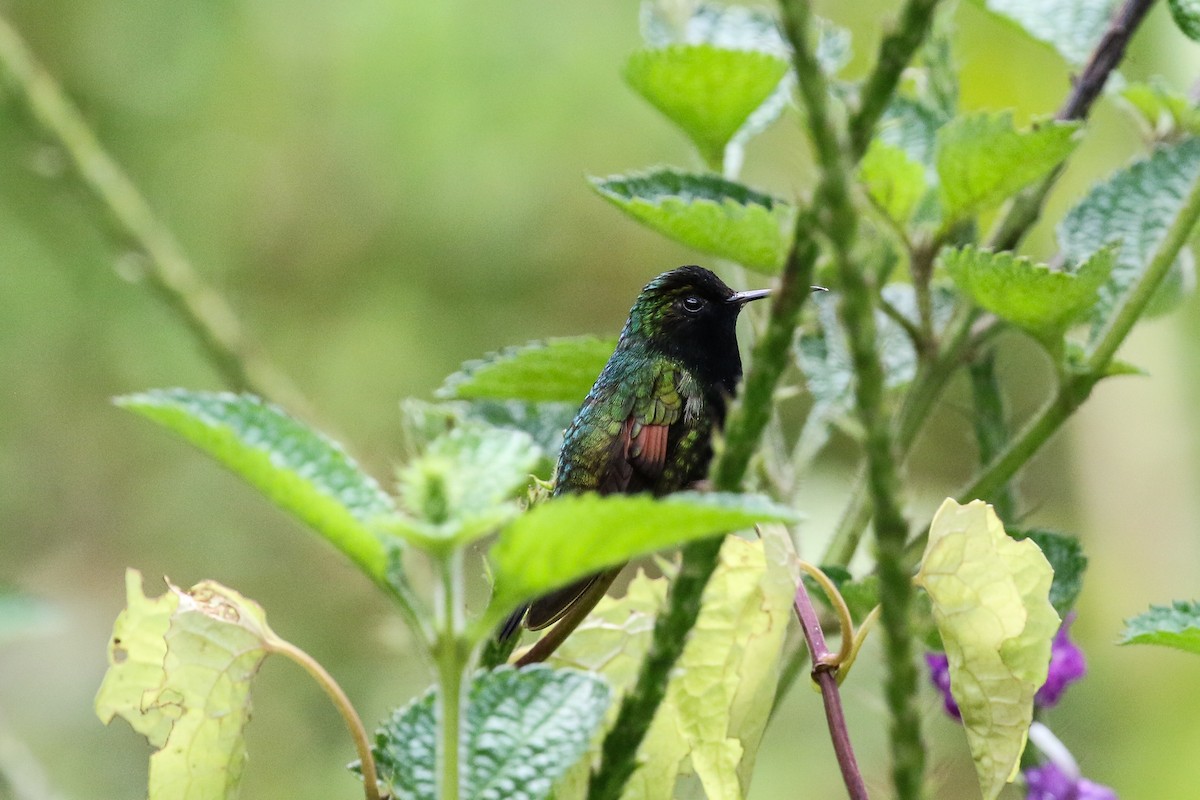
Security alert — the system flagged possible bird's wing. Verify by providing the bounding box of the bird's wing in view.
[600,363,683,493]
[523,364,684,632]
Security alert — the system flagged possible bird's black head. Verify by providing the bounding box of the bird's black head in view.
[621,266,769,395]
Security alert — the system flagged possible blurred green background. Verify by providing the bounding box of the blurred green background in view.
[1,1,1198,797]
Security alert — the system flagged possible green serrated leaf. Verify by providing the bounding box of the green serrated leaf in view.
[639,2,798,153]
[941,245,1114,348]
[1009,529,1088,617]
[1059,137,1200,325]
[915,500,1059,800]
[96,570,282,800]
[970,0,1119,66]
[438,338,614,405]
[388,424,539,549]
[401,397,570,467]
[591,170,794,273]
[936,112,1080,222]
[484,492,796,630]
[880,97,945,169]
[1120,600,1200,654]
[860,138,928,225]
[624,44,790,168]
[371,665,610,800]
[118,390,395,581]
[1170,0,1200,40]
[549,534,796,800]
[641,2,788,57]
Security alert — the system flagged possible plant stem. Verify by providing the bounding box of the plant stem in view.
[0,13,307,413]
[967,350,1016,520]
[792,577,870,800]
[782,0,931,791]
[434,550,466,800]
[849,0,944,158]
[269,639,382,800]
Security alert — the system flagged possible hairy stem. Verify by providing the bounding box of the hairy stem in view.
[849,0,944,157]
[0,13,306,412]
[782,0,930,792]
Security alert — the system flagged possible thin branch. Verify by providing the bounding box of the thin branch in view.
[0,13,307,413]
[1057,0,1158,122]
[270,639,382,800]
[792,577,870,800]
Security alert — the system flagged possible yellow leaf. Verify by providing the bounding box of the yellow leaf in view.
[95,570,280,800]
[915,500,1060,800]
[550,534,796,800]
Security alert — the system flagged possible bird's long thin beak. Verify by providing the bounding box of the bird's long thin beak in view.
[728,288,771,305]
[728,286,828,305]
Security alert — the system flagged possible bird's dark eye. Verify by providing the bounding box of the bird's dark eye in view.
[681,295,705,314]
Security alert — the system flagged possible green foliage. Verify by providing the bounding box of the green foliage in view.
[1169,0,1200,41]
[1119,80,1200,139]
[438,338,615,405]
[371,666,610,800]
[941,245,1114,350]
[387,424,540,551]
[935,112,1080,223]
[1059,137,1200,323]
[95,570,280,800]
[485,491,796,630]
[624,44,789,168]
[859,139,927,225]
[1010,529,1088,617]
[117,389,396,581]
[1120,600,1200,655]
[915,500,1059,800]
[590,170,794,273]
[969,0,1119,66]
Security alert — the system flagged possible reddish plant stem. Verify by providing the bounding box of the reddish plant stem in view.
[792,583,869,800]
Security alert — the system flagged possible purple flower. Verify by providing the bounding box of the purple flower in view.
[1035,613,1087,708]
[924,651,960,719]
[1025,762,1116,800]
[925,614,1087,721]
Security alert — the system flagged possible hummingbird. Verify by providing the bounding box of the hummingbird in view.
[500,265,773,663]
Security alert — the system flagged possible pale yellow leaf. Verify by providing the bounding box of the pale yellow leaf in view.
[550,534,796,800]
[95,570,280,800]
[915,499,1060,800]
